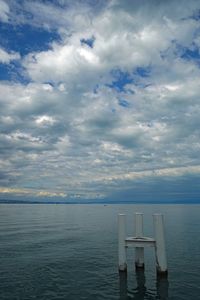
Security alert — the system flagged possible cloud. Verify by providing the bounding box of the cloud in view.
[0,0,200,201]
[0,0,9,22]
[2,0,106,32]
[0,48,20,63]
[0,187,67,198]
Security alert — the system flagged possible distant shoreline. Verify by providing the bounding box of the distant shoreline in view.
[0,200,200,204]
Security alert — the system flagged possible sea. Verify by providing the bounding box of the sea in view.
[0,204,200,300]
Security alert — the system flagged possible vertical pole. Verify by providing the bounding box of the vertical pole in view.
[153,214,168,276]
[118,214,127,272]
[135,213,144,269]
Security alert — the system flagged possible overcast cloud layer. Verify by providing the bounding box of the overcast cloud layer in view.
[0,0,200,202]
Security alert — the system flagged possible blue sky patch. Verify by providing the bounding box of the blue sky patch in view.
[0,22,60,56]
[0,61,29,84]
[135,66,151,77]
[107,69,133,92]
[0,64,11,81]
[180,46,200,61]
[80,36,95,48]
[161,40,200,63]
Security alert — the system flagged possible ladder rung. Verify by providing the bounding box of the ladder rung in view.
[125,236,155,247]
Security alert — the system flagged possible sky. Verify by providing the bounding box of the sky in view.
[0,0,200,203]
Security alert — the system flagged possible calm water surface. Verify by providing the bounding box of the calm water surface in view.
[0,204,200,300]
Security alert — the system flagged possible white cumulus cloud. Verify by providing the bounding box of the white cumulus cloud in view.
[0,48,20,64]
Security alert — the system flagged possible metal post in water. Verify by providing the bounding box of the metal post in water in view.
[153,214,168,276]
[135,213,145,269]
[118,214,127,272]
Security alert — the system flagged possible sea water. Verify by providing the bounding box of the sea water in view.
[0,204,200,300]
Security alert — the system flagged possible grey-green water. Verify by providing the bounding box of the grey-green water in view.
[0,204,200,299]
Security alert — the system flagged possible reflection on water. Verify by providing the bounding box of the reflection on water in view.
[156,276,169,299]
[119,270,169,299]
